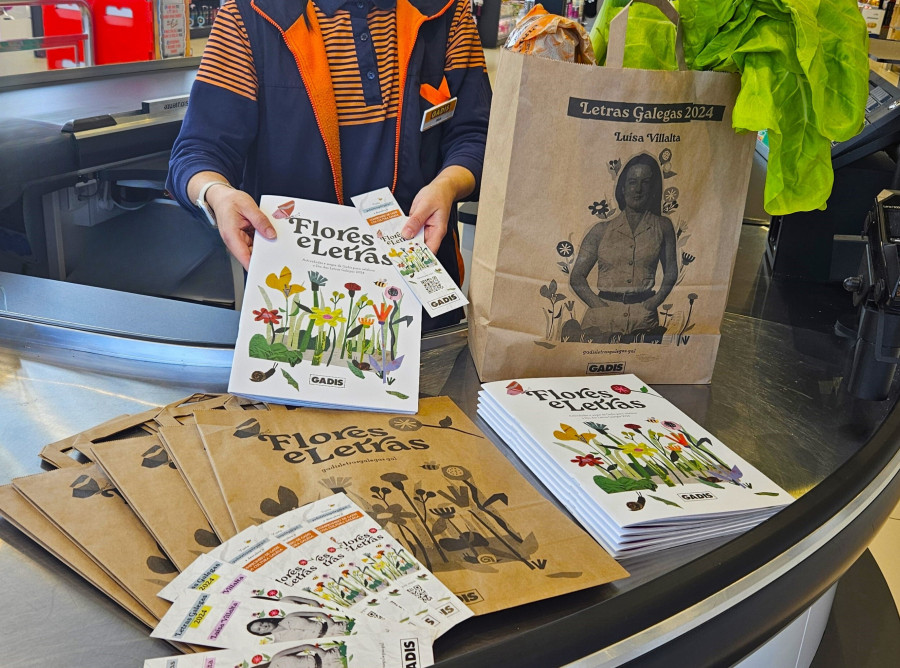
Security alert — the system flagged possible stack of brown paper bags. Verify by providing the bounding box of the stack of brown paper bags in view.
[0,392,628,638]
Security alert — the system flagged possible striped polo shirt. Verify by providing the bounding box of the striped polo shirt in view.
[196,0,484,196]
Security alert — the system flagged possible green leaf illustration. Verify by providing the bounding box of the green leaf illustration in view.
[249,334,304,364]
[249,333,270,358]
[386,391,409,400]
[696,477,724,489]
[648,494,682,508]
[754,492,780,496]
[281,369,299,391]
[347,362,365,379]
[593,476,657,494]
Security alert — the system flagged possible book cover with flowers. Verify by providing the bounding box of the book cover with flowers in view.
[228,197,421,413]
[479,375,793,556]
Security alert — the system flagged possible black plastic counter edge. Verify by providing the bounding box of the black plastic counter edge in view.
[431,392,900,668]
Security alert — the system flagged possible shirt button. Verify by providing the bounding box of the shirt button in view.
[366,70,376,80]
[360,32,369,41]
[623,312,629,317]
[627,260,633,265]
[356,1,364,7]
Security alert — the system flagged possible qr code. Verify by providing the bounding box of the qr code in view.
[405,584,433,603]
[420,276,443,294]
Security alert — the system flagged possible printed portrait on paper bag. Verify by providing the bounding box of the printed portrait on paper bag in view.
[569,152,678,343]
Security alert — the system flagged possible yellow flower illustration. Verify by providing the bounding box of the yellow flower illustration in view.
[553,423,596,443]
[308,306,346,328]
[621,442,652,459]
[265,266,305,298]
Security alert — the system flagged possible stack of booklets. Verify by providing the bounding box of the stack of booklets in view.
[144,493,465,667]
[478,375,793,558]
[0,392,628,663]
[228,196,422,413]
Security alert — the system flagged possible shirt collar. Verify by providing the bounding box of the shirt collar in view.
[314,0,396,18]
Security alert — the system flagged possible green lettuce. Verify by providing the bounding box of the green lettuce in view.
[589,0,678,69]
[590,0,869,215]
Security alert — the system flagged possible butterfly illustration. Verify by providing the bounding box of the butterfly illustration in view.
[272,200,295,219]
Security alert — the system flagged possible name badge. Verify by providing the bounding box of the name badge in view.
[420,97,458,132]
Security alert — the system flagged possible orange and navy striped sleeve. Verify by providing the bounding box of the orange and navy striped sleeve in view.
[445,0,486,73]
[195,1,258,102]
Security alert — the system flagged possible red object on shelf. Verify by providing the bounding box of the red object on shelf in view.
[41,3,86,69]
[93,0,155,65]
[42,0,156,69]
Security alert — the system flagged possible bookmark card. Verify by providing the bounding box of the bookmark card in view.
[351,187,468,317]
[12,464,175,620]
[151,591,381,648]
[263,494,473,631]
[157,553,336,611]
[157,425,239,541]
[206,525,425,631]
[0,485,158,628]
[143,634,435,668]
[90,435,221,571]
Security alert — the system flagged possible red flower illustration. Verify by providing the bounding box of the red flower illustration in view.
[252,308,281,325]
[267,589,278,597]
[372,302,393,324]
[345,282,361,293]
[252,655,264,665]
[369,528,378,533]
[327,547,336,553]
[571,454,604,467]
[611,385,631,395]
[666,431,689,447]
[269,609,280,616]
[624,423,642,431]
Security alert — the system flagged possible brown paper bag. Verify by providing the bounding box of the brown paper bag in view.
[39,408,163,469]
[12,464,175,620]
[469,1,755,384]
[0,485,158,628]
[158,424,239,541]
[90,435,221,570]
[193,398,627,615]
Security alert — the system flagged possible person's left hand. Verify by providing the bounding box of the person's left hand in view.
[402,166,475,255]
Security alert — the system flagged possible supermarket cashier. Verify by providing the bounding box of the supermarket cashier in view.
[167,0,491,330]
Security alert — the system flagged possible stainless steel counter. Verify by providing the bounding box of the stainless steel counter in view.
[1,298,899,666]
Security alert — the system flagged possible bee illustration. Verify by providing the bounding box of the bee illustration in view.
[626,492,646,511]
[250,363,278,382]
[374,279,388,288]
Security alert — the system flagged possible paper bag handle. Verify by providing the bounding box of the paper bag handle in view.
[606,0,687,71]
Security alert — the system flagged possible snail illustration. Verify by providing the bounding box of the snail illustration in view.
[250,363,278,382]
[626,492,646,511]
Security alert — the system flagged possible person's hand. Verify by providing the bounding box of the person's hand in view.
[206,184,276,269]
[402,179,455,255]
[402,166,475,255]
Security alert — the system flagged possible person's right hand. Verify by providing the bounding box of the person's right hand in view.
[205,185,276,269]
